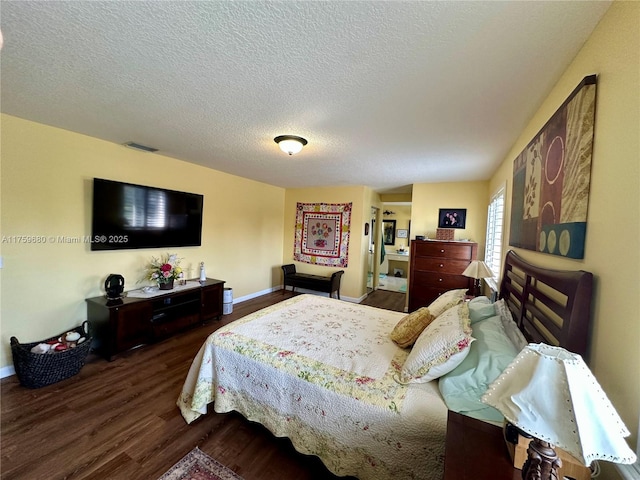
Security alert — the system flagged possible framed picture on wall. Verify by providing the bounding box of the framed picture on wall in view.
[397,229,408,238]
[438,209,467,229]
[383,219,396,245]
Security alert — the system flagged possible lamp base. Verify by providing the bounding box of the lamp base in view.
[466,279,481,297]
[504,423,591,480]
[522,438,562,480]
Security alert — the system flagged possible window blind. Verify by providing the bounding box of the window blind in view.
[485,187,505,279]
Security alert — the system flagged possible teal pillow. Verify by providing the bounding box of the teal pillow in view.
[438,315,518,423]
[467,296,496,324]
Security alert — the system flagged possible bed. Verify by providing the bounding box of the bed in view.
[177,250,593,480]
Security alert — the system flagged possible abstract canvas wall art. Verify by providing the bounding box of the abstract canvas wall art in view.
[510,75,597,259]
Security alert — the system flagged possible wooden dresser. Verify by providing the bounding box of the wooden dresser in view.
[408,240,477,311]
[86,278,224,360]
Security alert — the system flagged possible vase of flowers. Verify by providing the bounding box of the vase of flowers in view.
[146,253,182,290]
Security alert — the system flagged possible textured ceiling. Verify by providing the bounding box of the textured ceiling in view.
[0,1,611,193]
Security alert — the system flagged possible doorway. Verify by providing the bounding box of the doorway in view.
[377,202,411,295]
[367,206,378,293]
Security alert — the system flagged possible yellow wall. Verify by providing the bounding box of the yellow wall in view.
[379,193,412,203]
[411,181,490,256]
[282,186,374,301]
[489,0,639,454]
[0,115,285,369]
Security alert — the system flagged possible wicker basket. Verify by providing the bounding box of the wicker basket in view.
[10,321,92,389]
[436,228,455,241]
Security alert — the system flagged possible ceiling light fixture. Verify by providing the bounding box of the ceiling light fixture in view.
[274,135,308,155]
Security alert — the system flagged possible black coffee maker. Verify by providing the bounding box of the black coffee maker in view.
[105,274,125,299]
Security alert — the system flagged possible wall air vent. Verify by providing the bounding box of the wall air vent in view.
[122,142,158,153]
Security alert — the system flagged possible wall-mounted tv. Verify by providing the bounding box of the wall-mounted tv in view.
[437,208,467,229]
[91,178,203,251]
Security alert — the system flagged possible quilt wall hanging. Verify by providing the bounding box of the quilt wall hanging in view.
[294,202,352,267]
[510,74,597,259]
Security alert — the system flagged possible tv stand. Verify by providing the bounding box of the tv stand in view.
[86,278,225,361]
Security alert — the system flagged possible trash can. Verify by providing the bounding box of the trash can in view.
[223,287,233,314]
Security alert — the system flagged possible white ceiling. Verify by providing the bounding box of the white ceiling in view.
[0,1,611,193]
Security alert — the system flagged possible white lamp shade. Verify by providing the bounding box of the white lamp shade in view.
[482,343,637,466]
[462,260,493,279]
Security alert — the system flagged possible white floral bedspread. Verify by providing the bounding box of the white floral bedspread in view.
[177,294,448,480]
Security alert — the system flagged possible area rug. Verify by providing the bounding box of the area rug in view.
[158,447,244,480]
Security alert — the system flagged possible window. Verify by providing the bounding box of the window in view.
[484,185,505,284]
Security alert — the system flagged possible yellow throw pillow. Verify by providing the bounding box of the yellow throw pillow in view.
[390,307,436,348]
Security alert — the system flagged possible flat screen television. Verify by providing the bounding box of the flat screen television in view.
[91,178,203,251]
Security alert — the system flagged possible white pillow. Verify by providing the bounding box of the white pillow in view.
[397,303,474,384]
[494,299,528,351]
[427,288,467,317]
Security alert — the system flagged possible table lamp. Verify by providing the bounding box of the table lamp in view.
[461,260,493,296]
[482,343,637,480]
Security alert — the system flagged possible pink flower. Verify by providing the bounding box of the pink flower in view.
[355,376,374,385]
[163,271,171,278]
[160,263,172,272]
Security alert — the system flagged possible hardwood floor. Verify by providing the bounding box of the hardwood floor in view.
[1,290,406,480]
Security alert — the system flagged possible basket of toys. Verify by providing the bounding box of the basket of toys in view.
[10,321,92,388]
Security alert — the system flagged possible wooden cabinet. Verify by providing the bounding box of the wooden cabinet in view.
[115,302,153,353]
[444,411,520,480]
[408,240,477,311]
[201,283,224,321]
[87,278,224,360]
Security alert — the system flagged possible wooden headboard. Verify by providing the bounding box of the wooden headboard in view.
[499,250,593,359]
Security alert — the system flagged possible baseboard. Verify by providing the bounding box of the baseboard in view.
[233,286,280,304]
[617,462,640,480]
[1,365,16,379]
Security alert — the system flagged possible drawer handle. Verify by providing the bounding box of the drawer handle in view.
[440,249,445,253]
[439,278,443,282]
[439,264,444,268]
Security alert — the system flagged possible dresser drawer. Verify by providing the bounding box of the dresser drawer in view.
[413,241,474,260]
[409,240,477,313]
[409,287,456,311]
[412,271,469,290]
[412,257,471,275]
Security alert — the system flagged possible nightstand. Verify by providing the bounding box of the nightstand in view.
[444,410,520,480]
